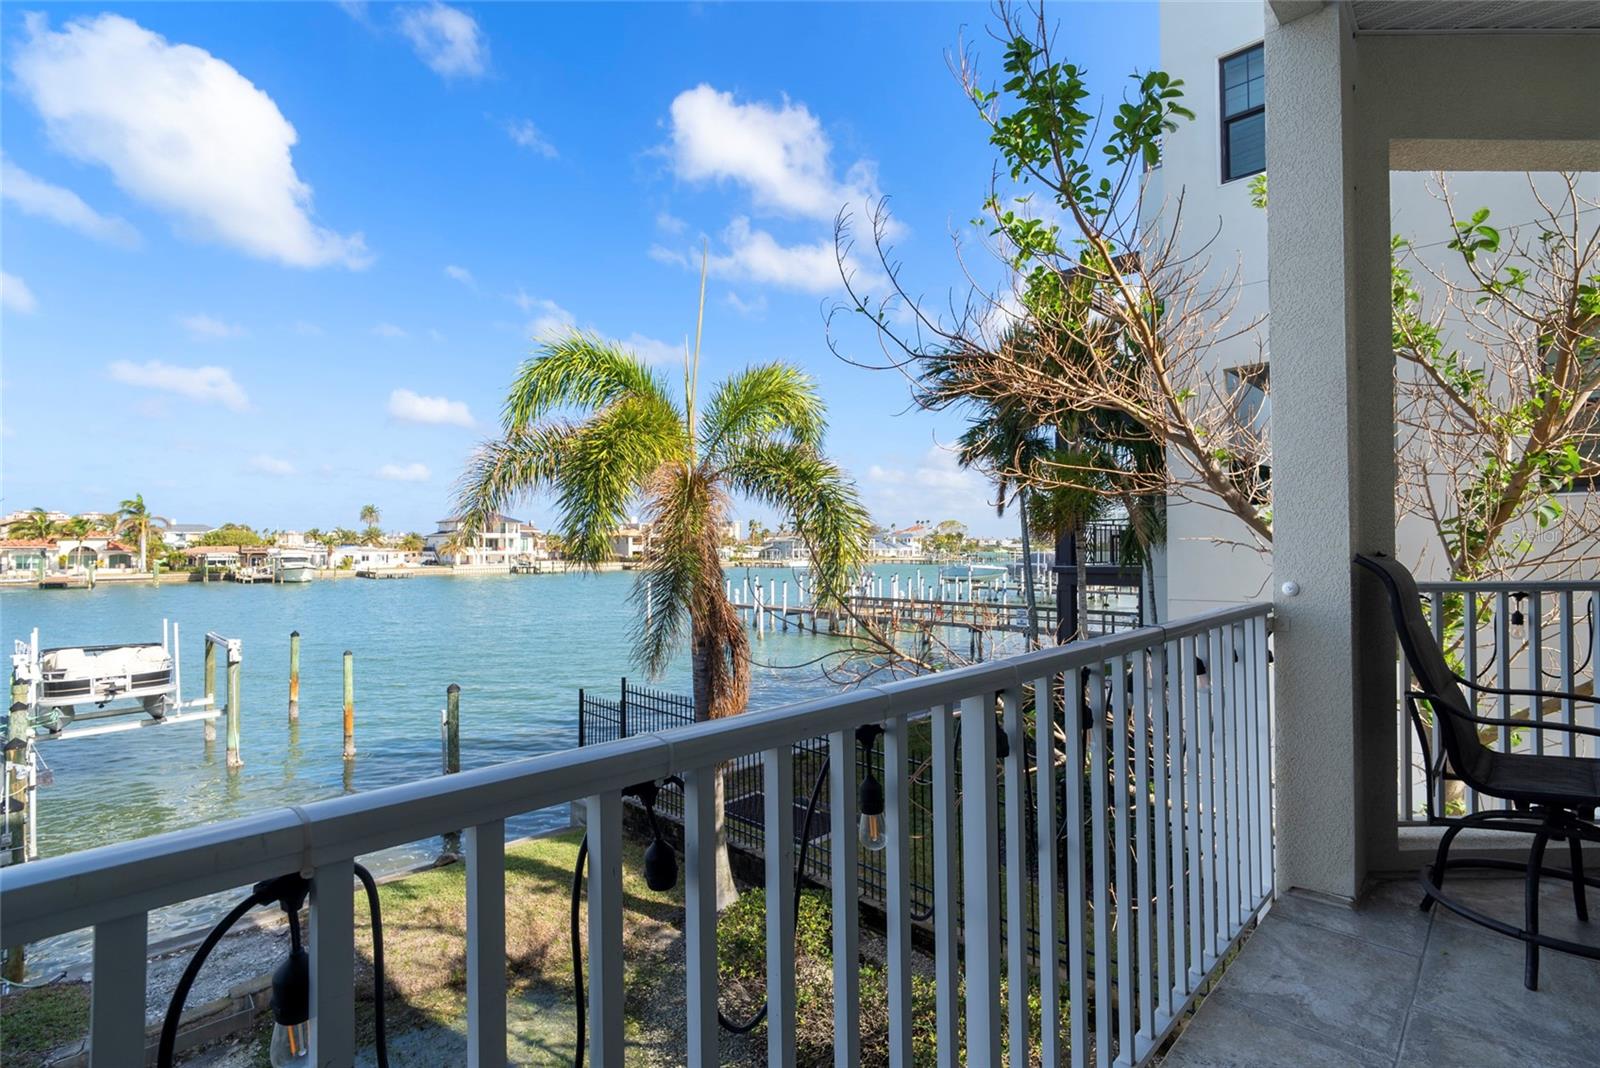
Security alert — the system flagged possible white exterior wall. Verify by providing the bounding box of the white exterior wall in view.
[1150,2,1598,619]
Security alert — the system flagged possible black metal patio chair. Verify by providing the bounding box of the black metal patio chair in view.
[1355,553,1599,989]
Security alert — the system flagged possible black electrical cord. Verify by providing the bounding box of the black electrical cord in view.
[156,865,388,1068]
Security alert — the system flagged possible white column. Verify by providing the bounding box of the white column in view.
[1265,1,1390,900]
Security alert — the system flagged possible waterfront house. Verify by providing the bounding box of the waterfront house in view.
[53,534,136,571]
[870,523,928,559]
[0,7,1593,1067]
[757,535,810,563]
[328,544,410,570]
[183,546,243,571]
[426,513,532,568]
[608,523,650,560]
[158,523,216,550]
[0,539,53,573]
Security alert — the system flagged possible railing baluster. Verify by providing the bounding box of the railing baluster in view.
[1257,614,1275,900]
[763,747,797,1068]
[1064,666,1089,1068]
[1132,649,1153,1052]
[959,693,1002,1066]
[885,712,914,1068]
[1496,590,1512,760]
[1463,591,1480,813]
[1166,639,1188,1005]
[1183,635,1203,985]
[1002,688,1029,1068]
[1559,592,1575,758]
[310,858,355,1067]
[1035,673,1063,1068]
[684,766,719,1067]
[90,912,146,1068]
[1110,654,1134,1062]
[931,702,961,1068]
[1527,591,1543,755]
[585,795,624,1068]
[1202,628,1221,966]
[1151,644,1173,1028]
[466,820,507,1068]
[829,728,861,1067]
[1087,664,1112,1068]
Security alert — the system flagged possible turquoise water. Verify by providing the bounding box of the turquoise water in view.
[3,564,963,966]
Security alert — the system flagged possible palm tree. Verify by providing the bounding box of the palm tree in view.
[59,516,93,569]
[360,525,385,547]
[10,508,58,541]
[397,532,426,553]
[359,504,381,528]
[454,331,870,908]
[116,494,158,572]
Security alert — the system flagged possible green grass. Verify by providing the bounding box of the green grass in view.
[0,982,91,1064]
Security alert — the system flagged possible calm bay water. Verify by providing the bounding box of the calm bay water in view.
[3,564,946,968]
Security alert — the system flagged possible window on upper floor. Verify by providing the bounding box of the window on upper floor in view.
[1226,363,1271,436]
[1220,44,1265,183]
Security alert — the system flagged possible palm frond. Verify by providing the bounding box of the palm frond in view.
[449,422,576,547]
[504,332,677,430]
[699,363,826,462]
[556,394,687,565]
[726,441,870,608]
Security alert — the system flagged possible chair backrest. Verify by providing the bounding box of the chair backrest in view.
[1353,554,1491,786]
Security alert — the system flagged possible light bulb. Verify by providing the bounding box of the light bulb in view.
[858,810,888,852]
[270,1021,310,1066]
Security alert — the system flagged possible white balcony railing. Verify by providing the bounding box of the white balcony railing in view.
[1400,580,1600,823]
[0,602,1273,1068]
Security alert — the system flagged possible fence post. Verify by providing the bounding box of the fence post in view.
[225,639,243,769]
[619,677,629,738]
[203,639,218,745]
[288,630,301,722]
[342,651,356,759]
[578,689,587,747]
[442,684,462,857]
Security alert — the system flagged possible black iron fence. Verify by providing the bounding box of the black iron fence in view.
[577,679,1061,955]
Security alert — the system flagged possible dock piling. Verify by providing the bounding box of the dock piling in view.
[288,630,301,722]
[442,683,461,857]
[225,639,243,769]
[342,651,356,759]
[202,641,218,745]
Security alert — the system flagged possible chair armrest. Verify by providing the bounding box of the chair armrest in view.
[1451,674,1599,706]
[1415,690,1600,740]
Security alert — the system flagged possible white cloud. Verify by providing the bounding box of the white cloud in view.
[0,155,139,247]
[504,118,556,158]
[12,13,368,269]
[377,461,431,482]
[107,359,249,411]
[522,297,576,340]
[397,3,487,79]
[388,387,474,427]
[429,327,447,342]
[372,322,408,338]
[655,211,687,235]
[444,264,475,286]
[618,333,681,366]
[864,446,993,522]
[248,453,295,476]
[701,217,863,294]
[724,291,767,318]
[178,312,243,340]
[1,272,39,314]
[667,84,884,224]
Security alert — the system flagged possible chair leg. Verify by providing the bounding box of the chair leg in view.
[1571,832,1589,923]
[1422,822,1466,912]
[1525,830,1552,991]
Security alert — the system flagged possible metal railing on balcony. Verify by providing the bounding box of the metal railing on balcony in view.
[1398,580,1600,823]
[0,602,1272,1068]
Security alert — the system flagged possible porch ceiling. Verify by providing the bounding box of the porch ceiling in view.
[1351,0,1600,33]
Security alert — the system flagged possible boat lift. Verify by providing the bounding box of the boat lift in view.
[3,621,234,866]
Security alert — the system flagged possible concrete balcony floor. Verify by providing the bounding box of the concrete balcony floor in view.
[1162,876,1600,1067]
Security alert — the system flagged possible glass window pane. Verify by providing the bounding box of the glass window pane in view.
[1226,111,1265,179]
[1224,82,1250,115]
[1223,53,1250,90]
[1246,75,1264,110]
[1247,45,1264,82]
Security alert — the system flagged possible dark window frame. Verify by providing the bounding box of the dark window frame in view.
[1219,43,1265,184]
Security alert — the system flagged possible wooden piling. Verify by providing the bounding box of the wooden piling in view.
[442,683,461,857]
[203,640,218,744]
[225,641,243,769]
[288,630,301,722]
[342,651,356,759]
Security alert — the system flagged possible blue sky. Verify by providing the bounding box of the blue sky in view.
[1,1,1155,537]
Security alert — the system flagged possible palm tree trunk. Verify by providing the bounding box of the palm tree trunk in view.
[1017,490,1040,649]
[139,527,148,573]
[691,632,740,910]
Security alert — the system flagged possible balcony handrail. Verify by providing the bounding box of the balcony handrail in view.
[1415,578,1599,594]
[0,601,1268,949]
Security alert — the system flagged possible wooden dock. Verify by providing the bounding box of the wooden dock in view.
[357,568,413,579]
